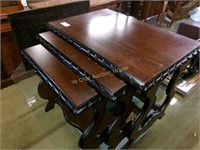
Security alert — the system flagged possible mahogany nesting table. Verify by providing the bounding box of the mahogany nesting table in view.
[22,9,200,149]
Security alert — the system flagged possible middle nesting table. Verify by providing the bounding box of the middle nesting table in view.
[37,31,137,148]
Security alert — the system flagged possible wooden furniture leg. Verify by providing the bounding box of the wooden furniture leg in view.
[38,80,120,149]
[107,59,192,148]
[37,80,95,132]
[106,88,136,147]
[128,61,190,145]
[79,98,107,148]
[107,81,161,148]
[158,0,168,25]
[80,88,137,148]
[38,80,56,112]
[144,1,152,22]
[168,0,181,27]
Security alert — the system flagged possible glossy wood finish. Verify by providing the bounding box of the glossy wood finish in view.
[39,31,126,100]
[22,44,98,112]
[21,9,199,149]
[22,44,134,148]
[39,79,135,149]
[108,60,192,148]
[46,9,199,148]
[49,9,200,91]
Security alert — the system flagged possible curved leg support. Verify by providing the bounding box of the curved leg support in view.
[128,60,191,147]
[107,88,137,147]
[38,80,56,112]
[79,99,107,149]
[37,80,95,133]
[107,60,191,148]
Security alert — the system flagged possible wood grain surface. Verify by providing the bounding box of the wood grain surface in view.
[49,9,200,87]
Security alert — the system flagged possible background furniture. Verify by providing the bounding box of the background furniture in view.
[166,0,199,26]
[163,19,200,96]
[177,19,200,40]
[175,19,200,96]
[120,1,165,21]
[1,0,23,88]
[90,0,120,11]
[27,0,82,9]
[27,0,120,12]
[8,1,89,71]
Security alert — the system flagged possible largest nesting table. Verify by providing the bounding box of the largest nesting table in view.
[22,9,200,149]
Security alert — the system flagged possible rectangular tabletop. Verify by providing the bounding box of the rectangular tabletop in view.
[22,44,98,113]
[49,9,200,91]
[39,31,126,100]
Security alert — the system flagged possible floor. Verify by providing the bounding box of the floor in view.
[1,7,200,150]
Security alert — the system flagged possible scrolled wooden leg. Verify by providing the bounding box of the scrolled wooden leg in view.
[37,80,95,132]
[107,82,160,148]
[79,99,107,149]
[107,88,136,147]
[129,82,161,141]
[45,98,55,112]
[53,96,94,132]
[79,88,137,149]
[38,80,56,112]
[128,60,192,147]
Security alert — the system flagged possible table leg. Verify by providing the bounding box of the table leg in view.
[78,98,108,148]
[158,0,168,25]
[37,80,95,132]
[107,82,160,148]
[107,60,191,148]
[130,61,190,144]
[106,88,136,146]
[38,80,113,149]
[79,87,137,149]
[38,80,56,112]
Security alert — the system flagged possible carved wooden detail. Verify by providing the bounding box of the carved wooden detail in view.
[48,24,199,92]
[21,9,200,149]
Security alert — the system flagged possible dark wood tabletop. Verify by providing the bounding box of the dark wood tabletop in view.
[39,31,126,100]
[23,44,98,111]
[49,9,200,91]
[22,8,200,149]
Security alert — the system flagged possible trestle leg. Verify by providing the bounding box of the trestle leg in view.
[107,82,160,148]
[106,88,137,147]
[37,59,192,149]
[79,88,137,149]
[38,80,112,149]
[107,60,191,148]
[129,61,192,141]
[79,99,107,149]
